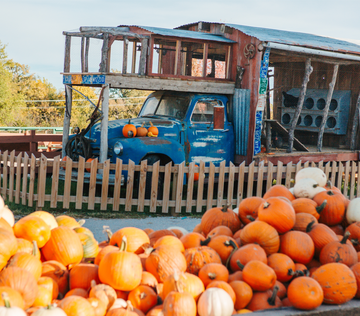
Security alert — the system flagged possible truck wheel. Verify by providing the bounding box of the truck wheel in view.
[143,155,164,200]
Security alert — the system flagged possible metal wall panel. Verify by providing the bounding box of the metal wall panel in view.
[233,89,251,155]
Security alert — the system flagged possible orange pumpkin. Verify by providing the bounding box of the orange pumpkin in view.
[16,238,41,260]
[291,198,326,220]
[229,243,267,272]
[140,271,158,289]
[87,297,107,316]
[267,253,296,283]
[153,235,184,253]
[206,280,236,304]
[123,120,137,138]
[89,280,117,311]
[207,235,238,265]
[65,288,89,298]
[183,246,221,276]
[242,260,277,292]
[55,215,83,229]
[206,226,233,238]
[136,123,148,137]
[246,286,282,311]
[85,158,95,172]
[41,260,69,297]
[94,245,118,266]
[180,232,206,249]
[229,281,253,310]
[237,196,264,224]
[0,218,13,234]
[346,222,360,251]
[69,263,100,290]
[128,285,158,314]
[306,221,338,256]
[32,285,52,307]
[351,262,360,298]
[109,227,150,254]
[280,231,315,265]
[0,228,18,271]
[148,229,177,246]
[37,276,59,301]
[162,289,196,316]
[59,295,95,316]
[263,184,295,201]
[293,213,318,232]
[0,286,24,309]
[198,263,229,287]
[148,122,159,136]
[228,271,243,283]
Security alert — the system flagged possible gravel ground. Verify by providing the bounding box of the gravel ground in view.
[82,216,201,242]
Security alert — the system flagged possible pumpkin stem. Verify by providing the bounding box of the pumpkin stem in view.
[341,231,351,244]
[78,219,86,227]
[90,280,97,288]
[102,226,113,242]
[246,215,256,222]
[32,240,38,257]
[173,270,182,293]
[236,260,245,270]
[200,237,211,246]
[221,205,229,213]
[351,238,359,246]
[226,247,237,270]
[263,202,270,209]
[1,293,10,308]
[326,179,333,189]
[306,220,316,233]
[287,268,295,276]
[312,184,319,188]
[140,292,147,299]
[327,190,335,196]
[150,121,154,127]
[126,300,134,312]
[119,236,128,252]
[268,286,279,306]
[208,273,217,280]
[316,200,327,214]
[224,239,238,250]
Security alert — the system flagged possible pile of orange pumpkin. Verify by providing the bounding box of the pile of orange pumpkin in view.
[1,166,360,315]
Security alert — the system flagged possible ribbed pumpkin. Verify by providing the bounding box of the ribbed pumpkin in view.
[41,226,83,269]
[0,286,24,309]
[206,280,236,304]
[180,232,206,249]
[69,263,100,290]
[198,263,229,287]
[16,238,41,259]
[153,235,184,253]
[242,260,277,292]
[145,245,187,282]
[246,286,282,312]
[148,229,177,246]
[0,228,17,270]
[32,285,52,307]
[99,237,142,291]
[55,215,83,229]
[0,218,13,234]
[59,295,95,316]
[0,267,38,309]
[37,276,59,301]
[183,246,221,276]
[77,232,99,258]
[306,221,338,256]
[345,222,360,251]
[312,262,357,304]
[13,216,51,248]
[94,245,118,265]
[128,285,157,314]
[207,226,233,238]
[162,287,196,316]
[109,227,150,254]
[291,198,326,220]
[240,221,280,255]
[41,260,69,297]
[207,235,238,265]
[229,243,267,272]
[89,280,117,311]
[237,196,264,224]
[351,262,360,298]
[287,276,323,310]
[140,271,158,289]
[293,213,318,232]
[280,231,315,264]
[136,123,148,137]
[263,184,295,201]
[267,253,296,283]
[257,197,296,234]
[200,205,241,236]
[87,297,107,316]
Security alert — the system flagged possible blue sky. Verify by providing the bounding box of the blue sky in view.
[1,0,359,90]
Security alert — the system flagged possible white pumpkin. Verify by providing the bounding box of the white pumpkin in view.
[0,293,26,316]
[295,167,327,187]
[32,305,67,316]
[108,298,127,311]
[346,197,360,224]
[167,226,189,236]
[289,187,295,194]
[29,211,58,230]
[293,178,326,199]
[197,288,234,316]
[1,206,14,227]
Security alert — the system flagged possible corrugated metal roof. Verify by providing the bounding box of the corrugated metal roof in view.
[177,22,360,55]
[117,25,236,43]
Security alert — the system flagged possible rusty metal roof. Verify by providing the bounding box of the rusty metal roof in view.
[117,25,236,43]
[177,22,360,55]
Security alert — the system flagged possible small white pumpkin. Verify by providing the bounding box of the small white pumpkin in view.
[197,288,234,316]
[0,293,26,316]
[346,197,360,224]
[295,167,327,187]
[1,206,14,227]
[293,178,326,199]
[167,226,189,236]
[32,305,67,316]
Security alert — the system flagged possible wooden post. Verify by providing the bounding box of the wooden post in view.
[139,38,148,75]
[350,92,360,150]
[317,64,339,152]
[64,35,71,73]
[132,41,137,74]
[85,37,90,72]
[99,84,109,164]
[174,40,181,75]
[81,37,85,72]
[266,121,271,153]
[62,85,72,158]
[287,58,313,153]
[122,37,128,74]
[202,43,208,78]
[158,44,163,74]
[99,33,109,72]
[225,46,231,79]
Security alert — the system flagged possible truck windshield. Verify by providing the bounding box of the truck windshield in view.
[139,94,190,119]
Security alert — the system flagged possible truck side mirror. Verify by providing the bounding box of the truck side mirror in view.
[213,106,224,130]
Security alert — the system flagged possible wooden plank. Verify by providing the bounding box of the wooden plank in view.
[256,161,264,197]
[37,154,47,207]
[196,161,205,213]
[87,158,98,210]
[337,162,344,193]
[122,37,128,74]
[324,162,331,183]
[226,45,231,79]
[132,42,137,74]
[158,44,163,74]
[202,43,208,78]
[105,74,235,94]
[350,161,356,200]
[50,156,60,209]
[186,162,195,213]
[81,36,85,72]
[174,162,185,214]
[266,161,274,191]
[63,156,73,209]
[162,162,172,214]
[150,161,160,213]
[21,153,29,205]
[285,161,293,189]
[75,156,85,210]
[247,162,255,198]
[112,158,123,211]
[8,151,15,202]
[1,151,8,198]
[99,33,110,72]
[217,161,226,207]
[174,40,181,75]
[236,162,245,205]
[137,160,147,213]
[227,162,235,207]
[28,155,36,207]
[330,161,337,185]
[304,161,310,168]
[125,160,135,212]
[100,85,109,164]
[85,37,90,72]
[15,152,22,204]
[139,38,148,76]
[207,162,215,210]
[64,35,71,73]
[100,159,110,211]
[318,161,324,171]
[343,161,350,198]
[276,161,283,185]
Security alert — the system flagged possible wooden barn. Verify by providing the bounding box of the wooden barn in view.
[62,21,360,165]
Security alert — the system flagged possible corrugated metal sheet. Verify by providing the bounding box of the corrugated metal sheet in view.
[177,22,360,55]
[233,89,251,156]
[117,25,236,43]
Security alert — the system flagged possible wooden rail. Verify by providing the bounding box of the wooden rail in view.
[1,151,359,213]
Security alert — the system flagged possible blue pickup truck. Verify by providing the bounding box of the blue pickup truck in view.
[74,90,235,170]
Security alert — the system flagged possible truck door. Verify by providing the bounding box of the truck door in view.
[186,97,234,166]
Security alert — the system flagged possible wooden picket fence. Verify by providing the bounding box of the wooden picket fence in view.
[1,150,359,214]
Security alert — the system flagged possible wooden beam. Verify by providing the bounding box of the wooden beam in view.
[225,45,231,79]
[174,40,181,75]
[81,37,85,72]
[351,92,360,150]
[147,37,155,75]
[202,43,209,78]
[99,33,110,72]
[122,37,129,74]
[85,37,90,72]
[158,44,163,74]
[317,64,339,152]
[62,85,72,158]
[80,26,130,32]
[139,38,148,76]
[62,31,102,39]
[99,85,109,164]
[132,42,137,74]
[287,58,313,153]
[64,35,71,73]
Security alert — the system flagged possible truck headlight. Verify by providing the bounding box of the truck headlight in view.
[114,141,123,155]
